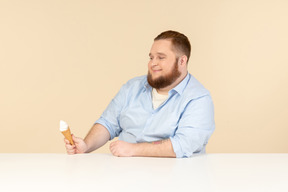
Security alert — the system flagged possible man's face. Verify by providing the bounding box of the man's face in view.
[147,40,181,89]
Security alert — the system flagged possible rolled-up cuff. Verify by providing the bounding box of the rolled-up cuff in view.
[94,118,115,140]
[170,136,185,158]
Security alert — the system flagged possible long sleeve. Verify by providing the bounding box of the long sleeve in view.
[170,95,215,158]
[95,84,128,140]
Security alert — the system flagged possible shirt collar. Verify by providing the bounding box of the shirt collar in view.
[170,73,190,95]
[143,73,190,95]
[144,78,152,92]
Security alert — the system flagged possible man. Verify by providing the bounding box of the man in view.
[64,30,215,158]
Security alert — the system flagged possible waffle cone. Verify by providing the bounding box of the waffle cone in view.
[61,127,74,145]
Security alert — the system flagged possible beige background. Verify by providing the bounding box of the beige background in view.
[0,0,287,153]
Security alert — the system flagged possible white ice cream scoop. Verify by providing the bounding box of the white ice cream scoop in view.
[59,120,74,145]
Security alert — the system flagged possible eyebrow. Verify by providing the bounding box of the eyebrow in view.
[149,52,167,57]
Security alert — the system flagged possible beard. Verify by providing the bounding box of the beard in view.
[147,59,181,89]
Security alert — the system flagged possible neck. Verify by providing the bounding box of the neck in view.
[156,71,188,95]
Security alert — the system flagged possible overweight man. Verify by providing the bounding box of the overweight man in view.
[64,30,215,158]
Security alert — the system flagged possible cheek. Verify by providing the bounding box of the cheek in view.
[163,63,174,71]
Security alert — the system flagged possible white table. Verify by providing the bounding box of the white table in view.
[0,153,287,192]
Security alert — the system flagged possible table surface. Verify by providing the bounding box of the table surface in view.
[0,153,287,192]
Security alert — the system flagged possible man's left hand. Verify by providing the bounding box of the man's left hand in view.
[109,140,135,157]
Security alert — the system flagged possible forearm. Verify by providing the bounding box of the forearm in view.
[84,123,110,153]
[132,139,176,158]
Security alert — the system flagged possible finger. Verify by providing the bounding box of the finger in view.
[67,149,76,155]
[65,143,75,150]
[110,141,117,147]
[110,145,120,157]
[109,144,114,153]
[66,145,76,154]
[64,138,75,148]
[72,134,83,144]
[110,149,117,156]
[64,138,70,144]
[114,152,120,157]
[110,142,116,151]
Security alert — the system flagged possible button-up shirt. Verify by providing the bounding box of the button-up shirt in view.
[95,73,215,158]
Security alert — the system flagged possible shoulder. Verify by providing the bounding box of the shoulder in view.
[112,75,147,101]
[183,74,211,100]
[123,75,147,89]
[117,75,147,95]
[180,75,214,117]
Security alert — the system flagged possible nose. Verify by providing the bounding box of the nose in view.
[150,60,158,67]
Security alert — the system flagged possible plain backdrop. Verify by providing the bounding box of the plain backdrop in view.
[0,0,287,153]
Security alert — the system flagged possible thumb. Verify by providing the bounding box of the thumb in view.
[72,134,83,144]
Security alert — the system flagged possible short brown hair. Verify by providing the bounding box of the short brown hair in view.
[154,30,191,62]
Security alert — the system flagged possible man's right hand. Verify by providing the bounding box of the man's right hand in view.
[64,134,88,155]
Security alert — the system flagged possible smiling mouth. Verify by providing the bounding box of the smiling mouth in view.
[151,68,162,73]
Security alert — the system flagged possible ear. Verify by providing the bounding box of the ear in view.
[178,55,188,66]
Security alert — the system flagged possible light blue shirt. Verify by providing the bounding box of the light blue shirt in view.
[95,73,215,158]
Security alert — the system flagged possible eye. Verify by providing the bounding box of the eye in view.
[159,57,165,60]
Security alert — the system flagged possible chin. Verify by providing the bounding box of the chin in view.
[151,72,163,77]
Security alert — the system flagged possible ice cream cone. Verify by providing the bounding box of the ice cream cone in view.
[60,120,74,145]
[61,127,74,145]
